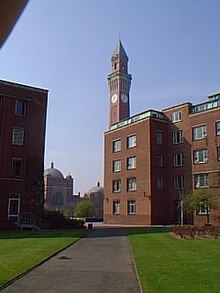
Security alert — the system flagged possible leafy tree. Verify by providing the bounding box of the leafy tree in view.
[183,189,216,225]
[74,200,94,218]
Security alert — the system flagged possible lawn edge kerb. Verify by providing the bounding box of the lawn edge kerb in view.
[127,229,144,293]
[0,230,90,291]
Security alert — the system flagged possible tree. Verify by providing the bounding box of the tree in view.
[74,200,94,218]
[183,189,216,225]
[31,180,44,230]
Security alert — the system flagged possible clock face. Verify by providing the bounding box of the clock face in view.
[111,93,118,104]
[121,93,128,103]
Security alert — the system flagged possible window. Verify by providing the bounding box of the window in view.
[156,131,163,144]
[113,139,121,152]
[113,180,121,193]
[127,135,136,149]
[216,121,220,136]
[12,128,24,146]
[157,178,164,190]
[127,200,136,215]
[113,201,120,214]
[217,146,220,161]
[127,178,137,191]
[171,111,182,123]
[192,125,207,140]
[15,99,26,116]
[12,159,23,177]
[193,149,208,164]
[156,154,164,167]
[173,153,184,167]
[8,193,20,221]
[194,174,208,188]
[113,160,121,172]
[172,130,183,144]
[197,202,210,215]
[173,176,184,189]
[127,156,136,170]
[53,192,63,206]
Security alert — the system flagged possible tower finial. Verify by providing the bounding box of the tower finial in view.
[51,161,54,168]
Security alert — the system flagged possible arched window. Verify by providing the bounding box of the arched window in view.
[53,192,63,206]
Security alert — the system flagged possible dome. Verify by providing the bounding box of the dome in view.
[87,181,104,195]
[44,162,64,179]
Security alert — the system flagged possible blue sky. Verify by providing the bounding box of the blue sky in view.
[1,0,220,193]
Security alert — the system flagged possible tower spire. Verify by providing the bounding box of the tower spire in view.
[112,39,128,62]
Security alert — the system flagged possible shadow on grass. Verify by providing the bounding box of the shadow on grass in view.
[85,227,171,239]
[0,229,88,240]
[128,226,171,236]
[0,227,172,240]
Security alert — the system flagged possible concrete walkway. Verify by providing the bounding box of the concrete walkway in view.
[2,228,142,293]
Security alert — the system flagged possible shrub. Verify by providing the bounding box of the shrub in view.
[171,225,217,239]
[41,210,85,229]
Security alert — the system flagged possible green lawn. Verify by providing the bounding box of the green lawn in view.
[0,229,88,287]
[129,228,220,293]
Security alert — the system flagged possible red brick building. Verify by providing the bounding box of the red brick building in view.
[104,41,220,225]
[0,79,48,229]
[163,98,220,225]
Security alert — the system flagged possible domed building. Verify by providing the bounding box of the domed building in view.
[44,162,80,213]
[84,181,104,218]
[44,163,64,180]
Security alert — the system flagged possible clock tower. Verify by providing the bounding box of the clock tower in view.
[108,40,132,127]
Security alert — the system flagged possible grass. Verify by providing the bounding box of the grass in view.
[128,227,220,293]
[0,229,88,287]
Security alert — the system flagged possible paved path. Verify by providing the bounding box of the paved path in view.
[2,228,142,293]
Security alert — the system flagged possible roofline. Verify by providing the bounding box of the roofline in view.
[208,92,220,98]
[162,102,191,112]
[163,92,220,112]
[105,108,166,133]
[0,79,49,93]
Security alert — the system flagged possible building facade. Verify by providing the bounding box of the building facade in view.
[44,162,81,214]
[0,79,48,229]
[163,97,220,225]
[104,41,220,225]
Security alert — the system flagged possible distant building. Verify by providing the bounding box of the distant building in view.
[44,163,80,214]
[104,40,220,226]
[0,79,48,229]
[84,182,104,218]
[44,164,104,219]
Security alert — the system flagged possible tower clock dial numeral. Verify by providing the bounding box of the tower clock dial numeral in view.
[121,93,128,103]
[111,93,118,104]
